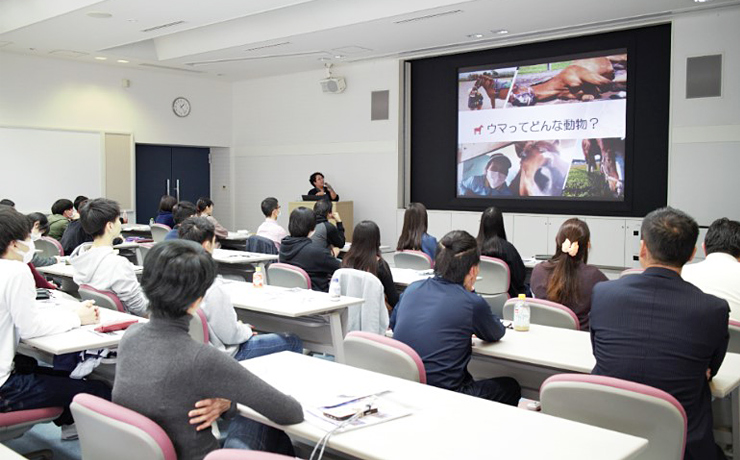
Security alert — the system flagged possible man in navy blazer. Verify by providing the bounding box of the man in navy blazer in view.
[590,207,730,460]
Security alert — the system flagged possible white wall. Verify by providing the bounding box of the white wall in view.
[231,60,400,244]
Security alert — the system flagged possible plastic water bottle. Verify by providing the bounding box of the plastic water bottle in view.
[513,294,530,332]
[329,275,341,301]
[252,266,264,288]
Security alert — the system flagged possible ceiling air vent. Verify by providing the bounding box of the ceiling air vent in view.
[394,10,462,24]
[141,20,186,33]
[244,42,291,52]
[139,63,204,73]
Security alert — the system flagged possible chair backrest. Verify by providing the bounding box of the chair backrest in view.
[79,284,126,312]
[71,393,177,460]
[136,242,156,265]
[541,374,686,460]
[393,250,432,270]
[334,268,388,334]
[502,297,580,330]
[150,224,171,243]
[0,407,64,441]
[36,236,64,258]
[267,263,311,289]
[188,308,210,344]
[476,256,510,295]
[205,449,295,460]
[729,319,740,354]
[620,268,644,278]
[344,331,426,384]
[245,235,278,255]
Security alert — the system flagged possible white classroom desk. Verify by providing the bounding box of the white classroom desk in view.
[212,248,277,265]
[222,282,362,363]
[470,324,740,459]
[0,443,27,460]
[237,352,647,460]
[389,267,433,287]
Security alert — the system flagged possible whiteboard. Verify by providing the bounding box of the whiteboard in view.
[0,127,102,213]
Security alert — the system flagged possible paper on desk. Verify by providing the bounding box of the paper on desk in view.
[304,394,411,433]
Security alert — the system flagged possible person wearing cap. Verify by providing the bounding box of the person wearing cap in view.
[459,153,513,197]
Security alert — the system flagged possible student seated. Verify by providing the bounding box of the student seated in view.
[279,207,340,292]
[71,198,149,317]
[0,207,110,440]
[154,195,177,228]
[307,171,339,201]
[196,197,228,240]
[164,201,197,240]
[179,217,303,359]
[47,198,74,241]
[683,217,740,320]
[342,220,399,309]
[310,198,345,253]
[60,196,93,255]
[530,218,607,330]
[27,212,60,267]
[113,240,303,459]
[255,197,288,250]
[476,206,529,298]
[590,207,729,460]
[397,202,438,261]
[390,230,521,405]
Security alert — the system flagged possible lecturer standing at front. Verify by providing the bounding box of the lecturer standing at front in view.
[308,172,339,201]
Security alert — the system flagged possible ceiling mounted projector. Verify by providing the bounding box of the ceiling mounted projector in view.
[320,63,346,93]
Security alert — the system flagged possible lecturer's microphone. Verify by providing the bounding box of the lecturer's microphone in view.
[324,182,333,191]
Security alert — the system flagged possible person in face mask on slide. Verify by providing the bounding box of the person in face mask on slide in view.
[459,153,513,197]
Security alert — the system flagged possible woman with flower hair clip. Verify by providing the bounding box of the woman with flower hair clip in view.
[530,218,607,330]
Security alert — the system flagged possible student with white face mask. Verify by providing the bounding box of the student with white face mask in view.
[0,207,109,441]
[27,212,62,267]
[458,153,513,197]
[256,197,288,250]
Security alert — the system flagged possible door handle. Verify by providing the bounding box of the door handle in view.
[176,179,180,202]
[166,179,171,196]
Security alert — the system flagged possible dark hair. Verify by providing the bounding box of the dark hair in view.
[51,199,74,216]
[545,218,591,306]
[704,217,740,258]
[261,197,279,217]
[27,212,50,236]
[434,230,480,284]
[74,195,89,212]
[141,240,216,319]
[476,206,507,256]
[397,203,429,252]
[173,201,197,225]
[485,154,512,171]
[178,216,216,245]
[80,198,121,238]
[196,197,214,214]
[342,221,381,276]
[641,207,699,267]
[313,199,333,218]
[0,199,15,208]
[288,207,316,237]
[0,207,32,256]
[158,195,177,213]
[309,172,323,186]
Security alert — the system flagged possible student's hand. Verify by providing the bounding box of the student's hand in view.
[189,398,232,431]
[706,368,712,381]
[75,301,99,325]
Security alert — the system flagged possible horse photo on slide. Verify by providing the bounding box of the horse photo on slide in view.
[562,137,625,199]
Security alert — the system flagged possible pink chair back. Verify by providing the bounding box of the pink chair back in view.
[0,407,64,441]
[37,236,64,257]
[188,308,210,344]
[267,263,312,289]
[79,284,126,312]
[503,297,580,330]
[205,449,295,460]
[729,319,740,354]
[394,250,433,270]
[71,393,177,460]
[344,331,426,384]
[619,267,644,278]
[150,224,171,243]
[541,374,686,460]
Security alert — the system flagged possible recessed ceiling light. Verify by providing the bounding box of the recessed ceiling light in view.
[86,11,113,19]
[318,57,331,62]
[694,0,710,2]
[127,19,138,23]
[492,29,509,35]
[334,55,344,59]
[117,59,129,63]
[95,56,107,61]
[468,33,485,39]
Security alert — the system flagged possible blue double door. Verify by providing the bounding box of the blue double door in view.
[135,144,210,224]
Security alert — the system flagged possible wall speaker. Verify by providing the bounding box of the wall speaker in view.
[320,77,346,94]
[686,54,722,99]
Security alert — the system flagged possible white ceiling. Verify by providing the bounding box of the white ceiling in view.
[1,0,738,80]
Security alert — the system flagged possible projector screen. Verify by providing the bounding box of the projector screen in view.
[457,50,627,201]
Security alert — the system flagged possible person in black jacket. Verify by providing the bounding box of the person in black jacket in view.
[310,199,345,254]
[60,196,92,255]
[279,207,340,292]
[476,206,529,298]
[307,172,339,201]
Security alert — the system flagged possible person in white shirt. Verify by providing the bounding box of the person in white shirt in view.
[71,198,149,317]
[683,217,740,321]
[178,217,302,359]
[256,197,288,250]
[0,206,109,439]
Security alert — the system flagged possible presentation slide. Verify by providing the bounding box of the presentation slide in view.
[457,50,627,201]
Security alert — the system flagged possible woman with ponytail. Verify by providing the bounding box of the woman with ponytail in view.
[530,218,607,330]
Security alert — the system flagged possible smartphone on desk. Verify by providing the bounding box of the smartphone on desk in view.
[323,404,378,421]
